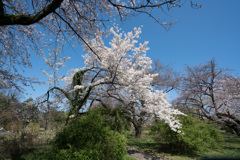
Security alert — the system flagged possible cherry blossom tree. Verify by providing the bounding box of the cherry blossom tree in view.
[96,59,182,136]
[42,47,70,88]
[0,0,202,91]
[128,59,182,136]
[44,27,184,134]
[175,59,240,136]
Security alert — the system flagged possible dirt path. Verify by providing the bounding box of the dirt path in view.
[127,147,164,160]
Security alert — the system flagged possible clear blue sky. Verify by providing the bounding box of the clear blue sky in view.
[24,0,240,100]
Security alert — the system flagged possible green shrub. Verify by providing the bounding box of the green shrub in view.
[151,115,223,155]
[97,106,131,133]
[42,108,127,160]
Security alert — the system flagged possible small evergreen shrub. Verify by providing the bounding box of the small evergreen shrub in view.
[151,115,223,155]
[41,108,127,160]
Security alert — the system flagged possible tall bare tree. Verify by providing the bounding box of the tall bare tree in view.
[151,58,181,93]
[175,59,240,136]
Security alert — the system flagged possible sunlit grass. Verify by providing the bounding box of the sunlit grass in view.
[6,128,240,160]
[123,154,137,160]
[126,129,240,160]
[198,130,240,160]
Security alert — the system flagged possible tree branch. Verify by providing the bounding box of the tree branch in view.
[53,11,102,61]
[0,0,63,26]
[0,0,4,16]
[46,86,73,102]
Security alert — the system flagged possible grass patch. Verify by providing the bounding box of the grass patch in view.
[126,129,240,160]
[125,130,195,160]
[17,146,136,160]
[125,130,158,152]
[13,146,48,160]
[5,128,240,160]
[198,130,240,160]
[123,154,137,160]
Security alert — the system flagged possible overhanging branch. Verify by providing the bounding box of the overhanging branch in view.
[53,11,102,61]
[0,0,63,26]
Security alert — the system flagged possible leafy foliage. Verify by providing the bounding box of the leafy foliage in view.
[151,115,223,155]
[41,108,127,160]
[97,106,131,133]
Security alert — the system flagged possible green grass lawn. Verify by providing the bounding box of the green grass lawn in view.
[5,129,240,160]
[125,130,195,160]
[17,145,137,160]
[126,129,240,160]
[198,130,240,160]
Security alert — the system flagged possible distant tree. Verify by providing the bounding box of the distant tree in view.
[0,90,22,131]
[0,0,202,91]
[48,110,66,124]
[151,58,181,93]
[17,98,41,125]
[175,59,240,136]
[0,89,42,130]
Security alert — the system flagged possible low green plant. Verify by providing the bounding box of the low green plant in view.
[41,108,127,160]
[97,106,131,133]
[151,115,223,155]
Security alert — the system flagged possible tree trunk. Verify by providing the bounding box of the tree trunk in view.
[232,124,240,137]
[225,122,240,137]
[132,122,142,137]
[135,125,142,137]
[0,0,4,16]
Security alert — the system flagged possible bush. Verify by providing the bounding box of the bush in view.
[41,108,127,160]
[97,106,131,133]
[151,115,223,155]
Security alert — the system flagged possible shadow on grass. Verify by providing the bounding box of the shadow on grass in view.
[126,129,240,160]
[197,131,240,160]
[198,157,240,160]
[127,134,196,158]
[11,146,47,160]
